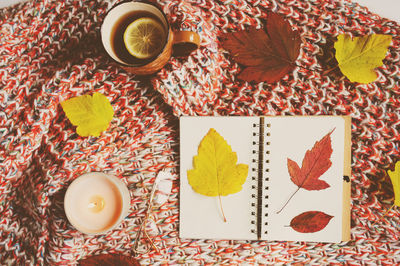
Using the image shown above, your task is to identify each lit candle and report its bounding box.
[64,172,130,234]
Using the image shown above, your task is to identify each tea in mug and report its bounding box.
[110,11,167,65]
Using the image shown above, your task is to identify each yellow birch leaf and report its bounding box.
[187,128,248,197]
[388,161,400,207]
[61,92,114,137]
[334,34,392,84]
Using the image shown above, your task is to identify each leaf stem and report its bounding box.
[276,187,300,214]
[323,65,339,75]
[219,194,227,222]
[371,204,395,227]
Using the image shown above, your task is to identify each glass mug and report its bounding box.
[101,0,200,75]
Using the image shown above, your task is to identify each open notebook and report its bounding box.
[179,116,351,243]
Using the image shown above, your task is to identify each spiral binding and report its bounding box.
[250,118,266,239]
[264,122,271,236]
[250,121,259,235]
[250,118,272,239]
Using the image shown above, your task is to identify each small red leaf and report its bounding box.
[290,211,334,233]
[79,254,140,266]
[220,13,301,83]
[288,129,334,191]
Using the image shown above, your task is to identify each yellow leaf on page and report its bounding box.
[187,128,248,196]
[187,128,248,222]
[61,92,114,137]
[388,161,400,207]
[334,34,392,83]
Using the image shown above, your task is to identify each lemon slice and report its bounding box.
[123,17,166,59]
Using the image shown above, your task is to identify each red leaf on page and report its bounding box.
[290,211,334,233]
[220,12,301,83]
[288,129,335,190]
[276,129,335,214]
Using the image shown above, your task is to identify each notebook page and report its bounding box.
[179,116,258,240]
[262,116,345,243]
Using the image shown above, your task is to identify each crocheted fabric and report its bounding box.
[0,0,399,264]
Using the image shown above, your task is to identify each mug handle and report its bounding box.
[172,31,201,57]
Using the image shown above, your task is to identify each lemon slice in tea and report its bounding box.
[123,17,166,59]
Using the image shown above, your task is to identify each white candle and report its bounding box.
[64,172,130,234]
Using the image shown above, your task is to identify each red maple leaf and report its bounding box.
[290,211,334,233]
[288,129,334,190]
[220,12,301,83]
[277,129,335,214]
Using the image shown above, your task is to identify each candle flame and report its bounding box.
[88,195,105,213]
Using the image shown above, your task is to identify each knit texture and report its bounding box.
[0,0,399,264]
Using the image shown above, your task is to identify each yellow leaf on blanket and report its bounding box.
[372,161,400,226]
[61,92,114,137]
[388,161,400,207]
[334,34,392,84]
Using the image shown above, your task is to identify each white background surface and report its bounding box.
[0,0,27,8]
[1,0,399,24]
[349,0,400,23]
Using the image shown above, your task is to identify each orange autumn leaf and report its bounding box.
[79,254,140,266]
[290,211,334,233]
[277,129,334,214]
[288,129,334,190]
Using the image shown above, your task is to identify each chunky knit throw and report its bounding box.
[0,0,399,264]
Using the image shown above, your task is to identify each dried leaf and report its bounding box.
[290,211,333,233]
[61,92,114,137]
[187,128,248,221]
[220,13,301,83]
[317,37,343,79]
[388,161,400,207]
[369,162,400,227]
[79,254,140,265]
[288,129,334,190]
[334,34,392,83]
[277,129,334,214]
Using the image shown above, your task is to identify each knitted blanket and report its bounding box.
[1,0,399,264]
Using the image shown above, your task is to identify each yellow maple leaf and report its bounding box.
[334,34,392,84]
[388,161,400,207]
[61,92,114,137]
[372,161,400,226]
[187,128,248,221]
